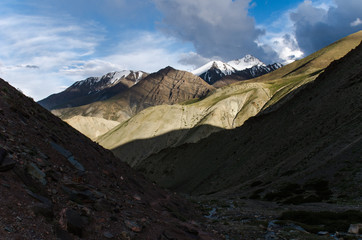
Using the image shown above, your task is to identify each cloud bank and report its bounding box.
[291,0,362,55]
[153,0,273,62]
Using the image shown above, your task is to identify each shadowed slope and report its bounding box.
[139,42,362,200]
[0,78,218,239]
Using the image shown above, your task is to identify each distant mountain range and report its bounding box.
[39,70,148,110]
[39,55,281,113]
[40,67,215,137]
[192,55,283,84]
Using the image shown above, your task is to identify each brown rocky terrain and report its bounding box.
[53,67,215,123]
[0,78,219,239]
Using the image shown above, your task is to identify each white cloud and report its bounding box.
[61,31,193,78]
[0,14,103,100]
[0,13,193,101]
[351,18,362,27]
[152,0,269,62]
[256,4,305,64]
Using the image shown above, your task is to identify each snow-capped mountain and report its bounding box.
[192,55,282,85]
[227,54,265,71]
[192,60,235,76]
[38,70,148,110]
[232,63,283,80]
[72,70,146,93]
[191,61,236,84]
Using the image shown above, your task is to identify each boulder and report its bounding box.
[60,208,89,237]
[348,223,362,234]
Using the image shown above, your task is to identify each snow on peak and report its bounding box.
[105,70,132,85]
[192,60,235,76]
[227,55,265,71]
[73,70,139,88]
[191,54,267,77]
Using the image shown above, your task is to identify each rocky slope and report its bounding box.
[96,31,362,167]
[53,67,215,123]
[0,78,218,239]
[139,40,362,202]
[39,70,148,110]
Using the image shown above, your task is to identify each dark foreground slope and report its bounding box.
[140,42,362,200]
[0,79,217,239]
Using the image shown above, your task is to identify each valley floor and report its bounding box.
[190,196,362,240]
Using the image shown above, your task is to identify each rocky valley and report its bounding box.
[1,31,362,240]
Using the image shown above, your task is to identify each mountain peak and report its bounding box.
[227,55,265,71]
[191,55,281,85]
[38,70,148,110]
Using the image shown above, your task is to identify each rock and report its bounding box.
[4,226,14,233]
[67,156,85,172]
[124,220,142,233]
[26,189,52,207]
[0,146,7,164]
[32,203,54,220]
[50,141,72,159]
[55,224,73,240]
[0,156,16,172]
[133,194,141,201]
[103,231,114,239]
[60,209,89,237]
[69,190,96,204]
[348,223,362,234]
[27,162,47,185]
[50,141,85,171]
[94,199,112,211]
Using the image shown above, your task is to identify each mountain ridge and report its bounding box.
[138,41,362,198]
[192,55,283,84]
[51,67,215,124]
[39,70,148,110]
[95,31,362,167]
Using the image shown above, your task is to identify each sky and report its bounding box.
[0,0,361,100]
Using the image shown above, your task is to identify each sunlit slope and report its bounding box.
[97,81,270,166]
[97,31,362,165]
[64,116,120,140]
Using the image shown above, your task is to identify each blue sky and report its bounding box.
[0,0,361,100]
